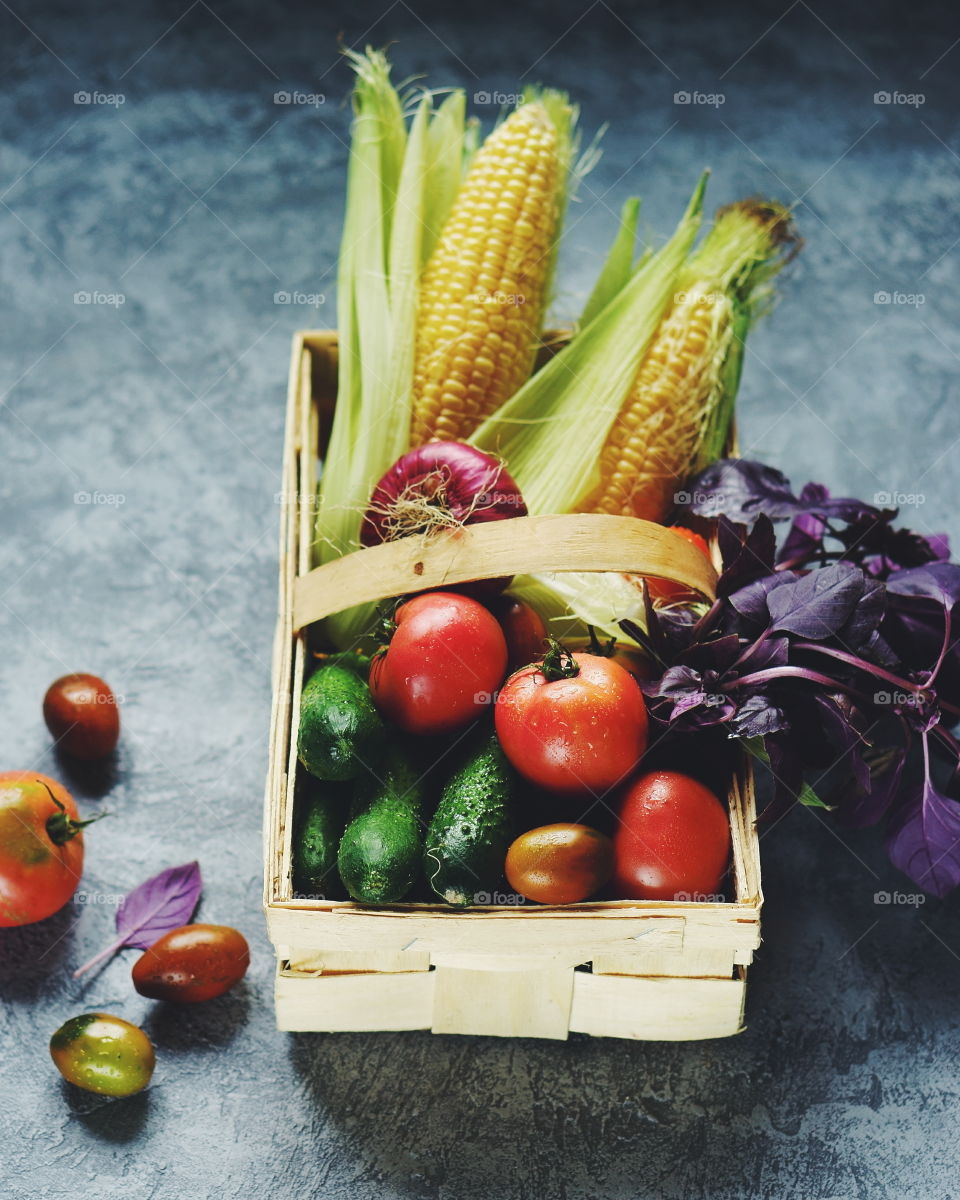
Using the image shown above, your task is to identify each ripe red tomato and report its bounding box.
[0,773,85,926]
[495,645,648,795]
[486,595,547,672]
[132,924,250,1003]
[43,673,120,759]
[612,770,731,901]
[506,823,614,904]
[646,527,711,605]
[370,591,508,736]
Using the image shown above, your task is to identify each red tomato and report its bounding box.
[612,770,731,901]
[132,924,250,1003]
[43,673,120,760]
[646,527,711,605]
[486,595,547,672]
[370,592,508,736]
[0,773,85,926]
[495,646,648,795]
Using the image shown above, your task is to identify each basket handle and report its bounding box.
[293,513,716,633]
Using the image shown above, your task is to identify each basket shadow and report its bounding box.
[286,1026,753,1200]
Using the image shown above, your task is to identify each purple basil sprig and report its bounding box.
[73,861,202,978]
[636,458,960,897]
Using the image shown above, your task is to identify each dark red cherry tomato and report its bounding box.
[505,823,614,904]
[486,595,548,672]
[43,673,120,759]
[132,924,250,1003]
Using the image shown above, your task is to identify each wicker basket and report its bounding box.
[264,331,762,1041]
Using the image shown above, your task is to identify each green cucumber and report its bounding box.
[424,731,516,907]
[338,746,424,903]
[297,661,384,782]
[292,776,349,899]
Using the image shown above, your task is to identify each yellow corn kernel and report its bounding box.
[411,103,562,445]
[584,282,733,522]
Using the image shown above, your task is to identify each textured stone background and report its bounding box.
[1,0,959,1197]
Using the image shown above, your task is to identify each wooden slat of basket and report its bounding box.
[293,512,718,632]
[275,969,434,1033]
[263,906,759,961]
[568,971,746,1040]
[432,964,574,1038]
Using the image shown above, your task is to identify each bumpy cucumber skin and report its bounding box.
[424,733,515,907]
[292,777,349,898]
[338,748,424,904]
[297,663,384,782]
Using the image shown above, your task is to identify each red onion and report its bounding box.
[360,441,527,594]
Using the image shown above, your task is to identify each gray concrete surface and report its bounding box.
[1,1,958,1197]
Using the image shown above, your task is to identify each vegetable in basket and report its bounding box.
[410,91,578,445]
[636,456,960,899]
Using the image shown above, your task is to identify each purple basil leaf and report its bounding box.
[678,633,743,673]
[73,861,202,978]
[811,496,885,525]
[729,693,790,738]
[728,571,802,626]
[859,628,901,669]
[670,692,737,729]
[778,510,827,567]
[840,746,907,830]
[766,562,866,639]
[836,574,886,651]
[684,459,800,523]
[746,634,790,673]
[885,562,960,607]
[925,533,951,562]
[886,770,960,897]
[651,664,705,699]
[116,861,202,949]
[717,517,746,573]
[758,732,808,823]
[815,693,872,792]
[653,605,702,657]
[717,515,778,598]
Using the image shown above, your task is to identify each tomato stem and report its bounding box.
[40,782,105,846]
[539,638,580,682]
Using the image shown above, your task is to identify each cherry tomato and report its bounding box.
[486,595,548,672]
[51,1012,155,1097]
[370,591,508,736]
[612,770,731,901]
[495,644,648,795]
[0,773,86,926]
[645,527,711,605]
[132,924,250,1003]
[43,673,120,759]
[506,823,614,904]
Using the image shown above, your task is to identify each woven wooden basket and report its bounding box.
[264,331,763,1040]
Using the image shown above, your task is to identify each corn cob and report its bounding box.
[410,95,574,445]
[582,201,798,523]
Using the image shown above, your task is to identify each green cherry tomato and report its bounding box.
[50,1012,155,1097]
